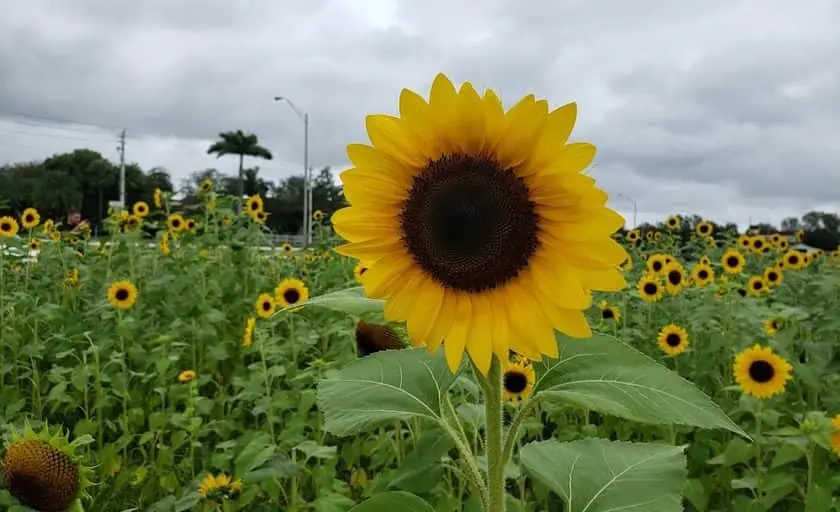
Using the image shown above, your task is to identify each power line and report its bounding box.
[0,128,99,143]
[0,108,125,133]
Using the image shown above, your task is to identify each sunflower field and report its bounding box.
[3,75,840,512]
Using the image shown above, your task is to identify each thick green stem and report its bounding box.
[482,358,506,512]
[501,398,538,467]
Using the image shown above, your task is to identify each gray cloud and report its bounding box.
[1,0,838,228]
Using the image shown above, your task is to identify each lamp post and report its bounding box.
[616,193,638,229]
[273,96,311,245]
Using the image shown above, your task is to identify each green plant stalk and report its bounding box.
[482,358,506,512]
[439,406,488,508]
[501,398,538,467]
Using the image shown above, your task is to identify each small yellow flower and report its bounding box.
[243,317,256,347]
[153,188,162,208]
[132,201,150,217]
[107,280,138,310]
[20,208,40,229]
[0,216,20,237]
[255,293,276,319]
[178,370,196,383]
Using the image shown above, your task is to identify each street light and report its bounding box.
[273,96,311,246]
[615,193,638,229]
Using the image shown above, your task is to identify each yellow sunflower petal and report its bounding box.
[465,294,494,375]
[346,144,414,187]
[365,115,427,168]
[495,96,547,168]
[331,207,400,240]
[443,295,471,373]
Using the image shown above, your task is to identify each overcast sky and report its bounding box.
[1,0,838,228]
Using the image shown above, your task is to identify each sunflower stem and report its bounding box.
[482,357,506,512]
[501,397,538,470]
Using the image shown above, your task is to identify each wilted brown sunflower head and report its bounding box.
[355,320,404,357]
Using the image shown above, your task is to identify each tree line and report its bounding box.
[0,131,346,235]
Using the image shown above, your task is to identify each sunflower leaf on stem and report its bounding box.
[533,333,748,437]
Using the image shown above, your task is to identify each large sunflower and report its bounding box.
[107,280,138,310]
[763,266,783,287]
[746,276,768,297]
[637,273,664,303]
[695,221,713,237]
[782,250,804,270]
[646,253,668,275]
[662,261,687,295]
[275,278,310,308]
[20,207,40,230]
[502,358,536,402]
[733,344,792,399]
[167,213,186,233]
[132,201,150,218]
[691,263,714,288]
[721,248,746,274]
[255,293,276,319]
[331,73,627,373]
[750,236,767,254]
[657,324,689,356]
[0,216,20,237]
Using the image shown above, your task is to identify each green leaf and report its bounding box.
[294,286,385,320]
[520,438,687,512]
[317,348,458,436]
[388,426,454,494]
[349,491,435,512]
[535,333,747,436]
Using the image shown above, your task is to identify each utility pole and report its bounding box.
[273,96,311,246]
[303,113,311,246]
[117,130,126,209]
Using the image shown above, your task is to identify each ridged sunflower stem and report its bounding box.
[440,397,488,508]
[501,397,538,471]
[480,357,506,512]
[754,400,763,498]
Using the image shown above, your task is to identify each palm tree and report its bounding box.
[206,130,273,210]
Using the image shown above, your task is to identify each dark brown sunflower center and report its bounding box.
[698,269,709,279]
[601,308,615,319]
[3,440,79,512]
[643,282,658,295]
[789,255,799,264]
[726,256,739,267]
[768,272,778,281]
[399,154,538,293]
[652,261,663,272]
[752,280,763,290]
[665,333,681,347]
[261,300,272,311]
[699,225,709,233]
[748,360,775,383]
[667,270,682,285]
[754,240,764,249]
[668,219,676,225]
[171,219,181,227]
[115,288,129,301]
[250,200,259,210]
[503,371,529,393]
[283,288,301,304]
[0,222,10,231]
